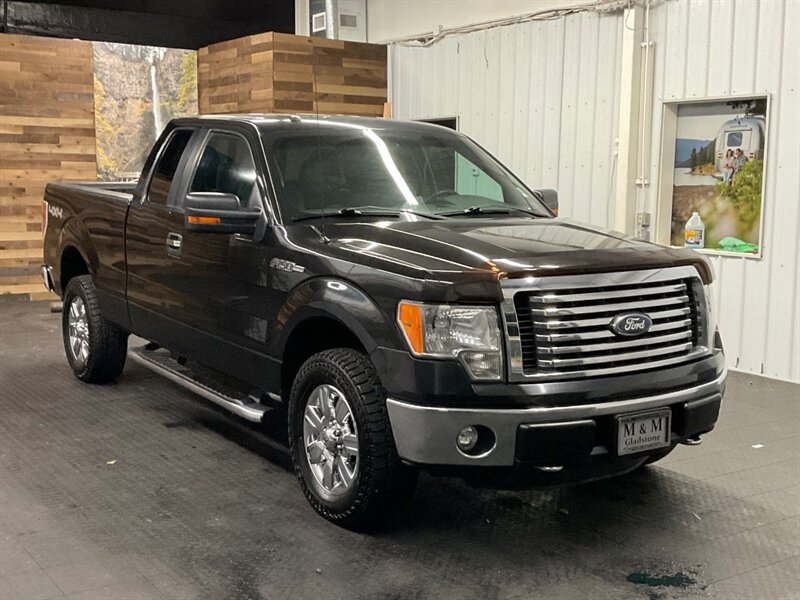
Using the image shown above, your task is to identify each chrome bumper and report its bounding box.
[386,369,726,467]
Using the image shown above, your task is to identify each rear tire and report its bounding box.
[288,348,417,529]
[62,275,128,383]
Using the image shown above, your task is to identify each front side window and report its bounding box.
[148,129,193,206]
[262,124,549,221]
[190,133,258,208]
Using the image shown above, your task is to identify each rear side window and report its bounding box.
[148,129,193,206]
[190,133,258,208]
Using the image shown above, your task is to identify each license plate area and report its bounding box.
[616,408,671,456]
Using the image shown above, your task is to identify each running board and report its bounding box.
[128,345,269,423]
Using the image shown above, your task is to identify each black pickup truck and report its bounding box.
[42,115,725,527]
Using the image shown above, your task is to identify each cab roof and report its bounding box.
[169,114,456,135]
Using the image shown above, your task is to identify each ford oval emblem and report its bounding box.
[609,312,652,337]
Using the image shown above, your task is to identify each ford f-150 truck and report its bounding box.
[42,115,725,528]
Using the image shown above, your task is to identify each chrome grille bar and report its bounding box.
[530,282,688,304]
[531,295,689,317]
[537,341,694,367]
[537,330,692,354]
[500,266,711,382]
[536,319,692,342]
[536,307,691,330]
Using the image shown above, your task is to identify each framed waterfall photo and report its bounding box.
[655,95,769,258]
[92,42,198,182]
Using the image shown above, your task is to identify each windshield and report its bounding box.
[260,122,550,221]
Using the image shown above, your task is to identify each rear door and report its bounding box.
[126,127,198,342]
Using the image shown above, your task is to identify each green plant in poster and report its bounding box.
[715,159,763,232]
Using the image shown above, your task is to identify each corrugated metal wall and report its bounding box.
[389,0,799,382]
[645,0,799,382]
[390,10,624,228]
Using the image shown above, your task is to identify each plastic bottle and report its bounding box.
[684,212,705,249]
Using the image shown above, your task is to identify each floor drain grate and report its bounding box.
[627,571,697,588]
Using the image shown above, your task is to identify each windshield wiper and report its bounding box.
[437,204,542,218]
[293,206,445,222]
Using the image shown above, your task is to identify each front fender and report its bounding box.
[273,277,397,356]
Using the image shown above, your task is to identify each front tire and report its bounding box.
[288,348,417,529]
[62,275,128,383]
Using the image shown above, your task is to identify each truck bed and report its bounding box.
[42,180,137,312]
[46,180,138,201]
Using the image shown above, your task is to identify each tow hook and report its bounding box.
[680,435,703,446]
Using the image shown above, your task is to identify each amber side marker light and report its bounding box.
[397,302,423,354]
[186,216,221,225]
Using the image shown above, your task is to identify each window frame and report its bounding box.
[726,131,744,147]
[175,128,265,215]
[654,93,770,260]
[143,127,198,209]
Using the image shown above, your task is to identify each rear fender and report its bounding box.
[57,217,96,290]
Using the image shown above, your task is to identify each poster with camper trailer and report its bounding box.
[92,42,198,182]
[670,97,767,254]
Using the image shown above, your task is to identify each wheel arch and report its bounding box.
[57,218,97,295]
[280,316,366,401]
[275,277,396,400]
[59,244,90,296]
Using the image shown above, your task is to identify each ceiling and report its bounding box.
[1,0,296,49]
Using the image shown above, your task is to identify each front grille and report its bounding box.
[502,268,709,381]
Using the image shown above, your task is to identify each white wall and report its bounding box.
[391,10,624,228]
[294,0,599,42]
[295,0,309,36]
[644,0,800,382]
[367,0,597,42]
[389,0,800,382]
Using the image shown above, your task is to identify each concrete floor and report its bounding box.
[1,299,798,600]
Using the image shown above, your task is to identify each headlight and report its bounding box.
[397,301,503,380]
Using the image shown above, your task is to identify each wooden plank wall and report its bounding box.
[198,32,386,117]
[0,33,96,301]
[0,31,384,301]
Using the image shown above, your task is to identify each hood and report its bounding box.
[319,217,713,282]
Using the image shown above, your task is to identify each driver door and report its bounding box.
[161,129,276,383]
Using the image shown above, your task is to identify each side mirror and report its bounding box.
[184,192,260,234]
[533,189,559,216]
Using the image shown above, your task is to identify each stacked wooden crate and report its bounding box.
[0,33,97,301]
[198,32,386,117]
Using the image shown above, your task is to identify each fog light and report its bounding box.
[456,426,479,452]
[460,350,502,380]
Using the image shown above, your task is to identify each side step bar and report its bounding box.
[128,345,269,423]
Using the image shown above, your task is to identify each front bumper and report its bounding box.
[386,369,726,468]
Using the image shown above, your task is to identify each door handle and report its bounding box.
[166,233,182,257]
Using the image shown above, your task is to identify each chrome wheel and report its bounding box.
[67,296,89,367]
[303,384,359,495]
